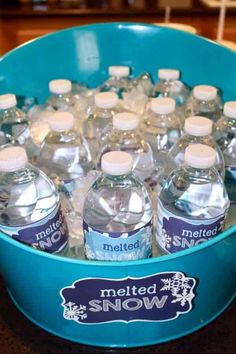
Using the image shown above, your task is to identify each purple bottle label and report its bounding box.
[156,199,225,254]
[83,220,152,261]
[0,203,69,254]
[60,271,196,324]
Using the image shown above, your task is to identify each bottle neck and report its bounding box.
[103,172,132,182]
[0,106,17,114]
[183,164,217,177]
[186,132,211,139]
[195,98,216,105]
[95,107,115,118]
[225,115,236,122]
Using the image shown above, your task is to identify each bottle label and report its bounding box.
[0,204,68,254]
[83,220,152,261]
[156,199,225,254]
[60,271,196,324]
[225,165,236,201]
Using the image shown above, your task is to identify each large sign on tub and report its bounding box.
[60,272,196,324]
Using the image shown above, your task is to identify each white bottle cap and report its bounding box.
[101,151,133,175]
[0,146,28,172]
[48,112,75,132]
[49,79,72,94]
[150,97,176,114]
[193,85,217,101]
[95,92,118,109]
[113,112,139,131]
[158,69,180,81]
[184,116,213,136]
[108,66,130,78]
[184,144,216,169]
[0,94,17,110]
[223,101,236,118]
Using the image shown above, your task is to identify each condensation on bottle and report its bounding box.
[83,151,153,261]
[168,116,225,178]
[97,112,155,181]
[215,101,236,202]
[0,146,69,254]
[156,144,229,254]
[185,85,222,123]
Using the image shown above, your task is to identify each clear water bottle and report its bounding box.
[46,79,76,111]
[154,69,190,106]
[37,111,93,254]
[156,144,229,254]
[0,93,38,158]
[37,111,93,191]
[215,101,236,202]
[185,85,222,123]
[30,79,87,123]
[0,146,69,254]
[97,112,155,181]
[83,151,153,261]
[83,92,119,160]
[29,79,80,141]
[100,66,132,97]
[168,116,225,178]
[141,97,182,175]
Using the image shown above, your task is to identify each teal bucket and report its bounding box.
[0,23,236,348]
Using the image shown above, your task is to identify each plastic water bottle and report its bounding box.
[46,79,76,111]
[168,116,225,178]
[215,101,236,202]
[154,69,190,106]
[100,66,132,97]
[28,79,76,150]
[156,144,229,254]
[37,111,93,191]
[29,79,76,118]
[185,85,222,123]
[97,112,155,181]
[141,97,182,181]
[0,93,38,158]
[83,92,119,160]
[83,151,153,261]
[0,146,69,254]
[37,111,93,254]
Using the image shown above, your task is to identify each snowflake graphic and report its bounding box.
[63,301,87,321]
[84,242,96,260]
[171,288,195,307]
[160,273,195,308]
[160,273,191,295]
[160,229,171,249]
